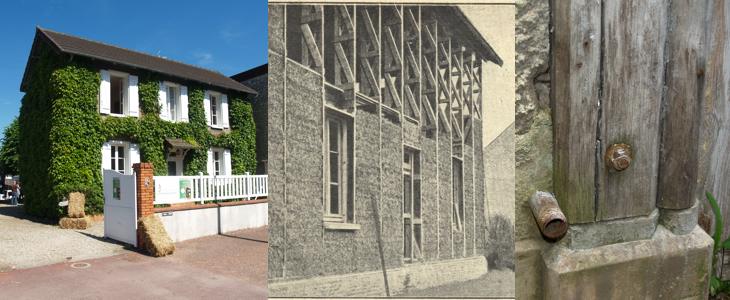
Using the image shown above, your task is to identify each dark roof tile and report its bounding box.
[24,27,257,94]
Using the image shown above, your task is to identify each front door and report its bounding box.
[103,169,137,246]
[166,151,184,176]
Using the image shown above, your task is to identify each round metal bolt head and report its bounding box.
[605,143,632,171]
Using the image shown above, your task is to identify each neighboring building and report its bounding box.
[267,4,502,296]
[232,64,268,174]
[19,27,258,218]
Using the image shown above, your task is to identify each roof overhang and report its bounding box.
[164,138,198,150]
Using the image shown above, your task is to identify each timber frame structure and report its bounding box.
[268,4,502,294]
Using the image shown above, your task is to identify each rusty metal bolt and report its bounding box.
[605,143,632,172]
[528,191,568,240]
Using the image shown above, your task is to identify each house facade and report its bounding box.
[19,27,258,218]
[267,4,502,296]
[232,64,268,175]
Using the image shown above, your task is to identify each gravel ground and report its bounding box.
[0,203,128,271]
[398,268,515,298]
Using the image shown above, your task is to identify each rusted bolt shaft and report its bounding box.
[528,191,568,240]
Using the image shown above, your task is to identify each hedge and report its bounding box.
[19,43,256,219]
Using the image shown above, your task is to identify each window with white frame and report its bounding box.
[159,82,188,122]
[324,110,354,224]
[452,158,464,232]
[167,85,178,121]
[111,144,126,173]
[205,91,228,129]
[207,148,231,176]
[213,150,222,175]
[110,75,126,115]
[403,148,422,262]
[102,141,140,174]
[100,70,139,117]
[211,94,219,126]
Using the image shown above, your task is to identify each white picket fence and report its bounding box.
[154,173,268,205]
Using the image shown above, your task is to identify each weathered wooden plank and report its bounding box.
[598,0,667,220]
[657,0,707,210]
[551,0,601,223]
[699,0,730,236]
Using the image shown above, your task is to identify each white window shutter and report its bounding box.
[99,70,111,114]
[158,82,169,120]
[203,91,211,125]
[101,142,111,171]
[206,148,214,175]
[223,149,232,175]
[129,143,141,172]
[221,94,229,128]
[180,85,189,122]
[128,75,139,117]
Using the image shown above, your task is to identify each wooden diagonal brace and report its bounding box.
[335,43,355,84]
[361,9,380,50]
[300,24,323,68]
[385,27,402,68]
[385,73,402,109]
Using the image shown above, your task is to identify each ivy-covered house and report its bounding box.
[19,27,257,218]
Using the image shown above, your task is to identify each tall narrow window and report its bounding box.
[324,110,353,223]
[213,150,221,176]
[110,75,125,114]
[111,145,126,174]
[403,148,421,262]
[167,85,178,121]
[210,94,219,126]
[452,158,464,232]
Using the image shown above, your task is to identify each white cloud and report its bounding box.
[193,52,214,66]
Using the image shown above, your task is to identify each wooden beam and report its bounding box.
[552,0,601,223]
[656,0,706,210]
[385,73,402,109]
[361,8,380,50]
[300,24,323,68]
[335,43,355,84]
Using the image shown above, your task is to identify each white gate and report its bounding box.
[103,169,137,247]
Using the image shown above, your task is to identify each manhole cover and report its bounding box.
[70,262,90,269]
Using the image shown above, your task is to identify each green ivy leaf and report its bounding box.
[712,276,720,296]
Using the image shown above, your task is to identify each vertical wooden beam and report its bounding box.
[598,0,667,220]
[657,0,706,210]
[699,0,730,235]
[551,0,601,223]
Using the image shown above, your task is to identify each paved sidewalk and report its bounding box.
[0,227,268,299]
[0,203,128,271]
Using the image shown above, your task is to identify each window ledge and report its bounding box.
[107,113,134,118]
[324,222,361,231]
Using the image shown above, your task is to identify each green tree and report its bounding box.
[0,117,19,176]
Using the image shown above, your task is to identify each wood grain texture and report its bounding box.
[551,0,601,223]
[598,0,667,220]
[657,0,707,210]
[699,1,730,235]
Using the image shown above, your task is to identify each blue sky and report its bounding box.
[0,0,267,131]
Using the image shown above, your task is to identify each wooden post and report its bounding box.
[657,0,707,210]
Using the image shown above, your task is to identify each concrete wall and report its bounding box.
[157,203,268,242]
